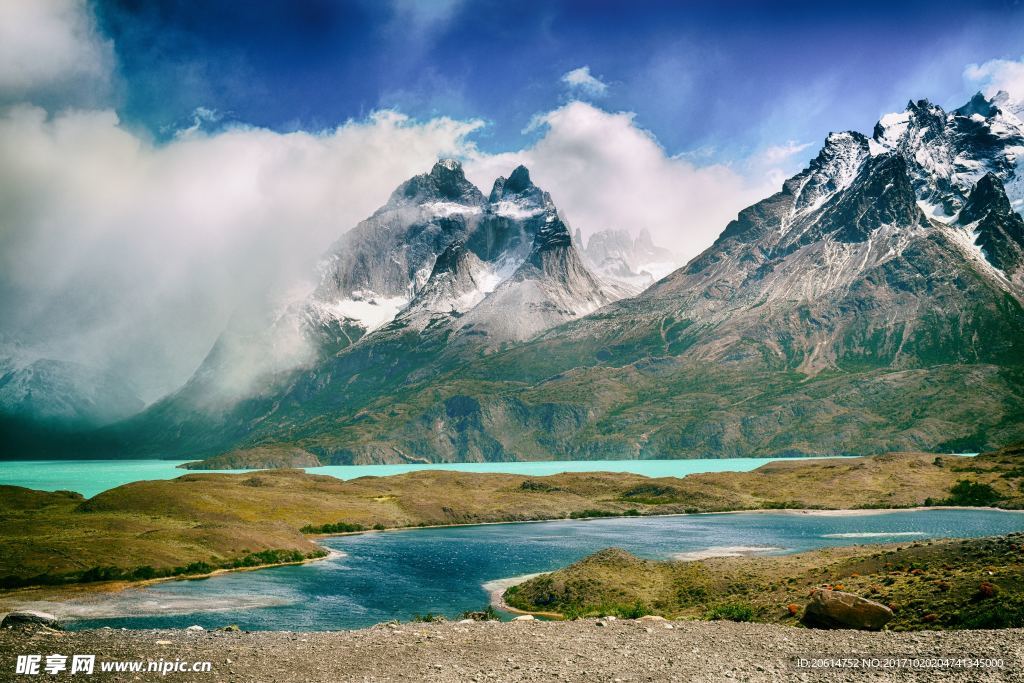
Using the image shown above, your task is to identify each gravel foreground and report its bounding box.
[2,620,1023,683]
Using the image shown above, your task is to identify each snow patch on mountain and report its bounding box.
[942,219,1011,286]
[422,201,483,218]
[870,94,1024,213]
[491,199,545,220]
[309,292,410,333]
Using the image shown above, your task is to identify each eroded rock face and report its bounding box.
[1,610,60,629]
[801,589,893,631]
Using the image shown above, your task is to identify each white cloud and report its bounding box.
[0,100,806,402]
[464,102,792,266]
[964,55,1024,105]
[0,106,483,400]
[752,140,814,166]
[745,140,815,190]
[174,106,223,139]
[0,1,810,405]
[0,0,114,105]
[561,66,609,97]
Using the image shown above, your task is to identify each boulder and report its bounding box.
[801,589,893,630]
[512,615,535,621]
[637,615,668,622]
[1,610,60,629]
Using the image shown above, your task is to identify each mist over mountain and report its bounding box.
[4,91,1024,461]
[579,228,680,289]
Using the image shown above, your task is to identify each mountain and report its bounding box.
[20,92,1024,463]
[0,356,143,426]
[580,228,679,288]
[176,91,1023,462]
[0,351,144,457]
[92,161,629,459]
[955,173,1024,288]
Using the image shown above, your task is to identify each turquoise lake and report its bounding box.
[64,508,1024,631]
[0,456,853,498]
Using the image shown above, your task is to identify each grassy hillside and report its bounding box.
[504,534,1024,630]
[178,445,323,470]
[183,362,1024,465]
[1,446,1022,589]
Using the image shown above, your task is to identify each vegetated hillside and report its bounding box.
[2,446,1022,589]
[505,535,1024,630]
[178,445,324,470]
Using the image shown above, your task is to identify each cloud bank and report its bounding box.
[0,2,808,404]
[0,0,113,107]
[0,107,482,400]
[464,102,794,264]
[965,56,1024,97]
[964,55,1024,113]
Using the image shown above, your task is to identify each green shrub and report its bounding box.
[131,565,157,580]
[945,481,1001,506]
[569,509,616,519]
[520,480,561,493]
[79,566,127,583]
[614,601,651,619]
[300,521,366,534]
[954,597,1024,628]
[704,601,756,622]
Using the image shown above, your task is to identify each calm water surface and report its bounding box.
[67,508,1023,631]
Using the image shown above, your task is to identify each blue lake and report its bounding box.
[0,456,854,498]
[66,508,1024,631]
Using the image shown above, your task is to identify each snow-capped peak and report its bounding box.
[865,93,1024,215]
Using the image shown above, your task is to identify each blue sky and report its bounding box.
[96,0,1024,162]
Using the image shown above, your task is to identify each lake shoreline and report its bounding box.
[306,503,1024,539]
[3,504,1020,623]
[0,552,336,619]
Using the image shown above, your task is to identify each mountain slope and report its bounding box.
[0,354,145,458]
[0,357,142,427]
[95,161,627,459]
[210,93,1024,462]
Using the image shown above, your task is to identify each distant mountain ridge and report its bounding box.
[579,228,679,289]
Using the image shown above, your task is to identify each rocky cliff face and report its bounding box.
[956,173,1024,288]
